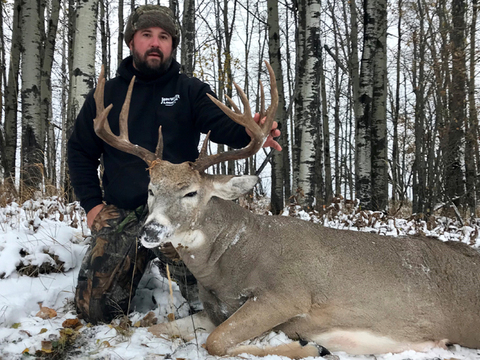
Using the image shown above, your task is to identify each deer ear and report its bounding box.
[212,175,258,200]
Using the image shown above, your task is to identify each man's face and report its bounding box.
[130,27,173,76]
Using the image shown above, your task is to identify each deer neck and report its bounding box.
[175,197,256,280]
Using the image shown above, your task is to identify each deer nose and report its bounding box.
[140,221,172,248]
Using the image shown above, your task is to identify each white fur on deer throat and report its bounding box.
[170,229,206,250]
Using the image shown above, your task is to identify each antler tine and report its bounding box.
[193,61,278,173]
[118,74,134,141]
[94,65,106,117]
[262,60,278,132]
[93,68,161,166]
[155,126,164,160]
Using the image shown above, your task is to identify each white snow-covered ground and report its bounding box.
[0,197,479,359]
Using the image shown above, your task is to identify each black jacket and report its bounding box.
[67,57,250,214]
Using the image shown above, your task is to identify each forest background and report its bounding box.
[0,0,478,220]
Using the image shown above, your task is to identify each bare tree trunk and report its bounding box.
[355,0,375,210]
[21,0,44,192]
[100,0,110,76]
[69,0,99,121]
[295,0,324,210]
[466,0,478,217]
[0,0,7,177]
[447,0,466,208]
[412,15,427,215]
[224,0,237,175]
[118,0,124,65]
[392,0,403,205]
[320,44,332,205]
[348,0,360,202]
[181,0,195,76]
[60,3,69,191]
[42,0,61,189]
[370,0,388,211]
[63,0,77,201]
[214,0,226,175]
[267,0,289,214]
[292,0,305,196]
[3,0,22,182]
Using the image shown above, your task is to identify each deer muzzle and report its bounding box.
[140,221,173,249]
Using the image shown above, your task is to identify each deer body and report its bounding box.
[92,63,480,357]
[147,194,480,355]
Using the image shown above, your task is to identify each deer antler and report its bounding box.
[93,65,163,166]
[192,61,279,173]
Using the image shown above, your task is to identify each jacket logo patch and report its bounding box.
[161,95,180,107]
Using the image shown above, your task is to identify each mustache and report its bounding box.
[145,48,164,59]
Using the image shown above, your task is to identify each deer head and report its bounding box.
[93,62,278,250]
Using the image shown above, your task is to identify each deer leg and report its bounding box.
[148,311,216,341]
[205,297,320,359]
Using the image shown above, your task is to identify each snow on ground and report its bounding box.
[0,197,479,359]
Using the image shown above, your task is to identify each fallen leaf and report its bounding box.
[39,328,48,334]
[19,330,32,337]
[11,323,21,329]
[36,306,57,319]
[22,348,29,354]
[62,318,82,329]
[167,313,175,322]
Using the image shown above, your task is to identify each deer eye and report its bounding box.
[184,191,197,198]
[148,189,154,196]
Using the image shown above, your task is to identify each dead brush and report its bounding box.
[15,249,65,277]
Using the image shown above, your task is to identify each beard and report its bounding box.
[132,46,172,77]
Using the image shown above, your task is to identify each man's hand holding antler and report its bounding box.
[251,113,282,151]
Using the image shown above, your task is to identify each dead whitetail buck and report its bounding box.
[93,62,480,358]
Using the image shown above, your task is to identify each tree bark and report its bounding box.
[370,0,388,210]
[117,0,124,66]
[466,0,478,217]
[69,0,99,121]
[181,0,195,76]
[355,0,375,210]
[41,0,61,187]
[21,0,44,192]
[267,0,289,214]
[3,0,22,181]
[447,0,466,207]
[295,0,324,210]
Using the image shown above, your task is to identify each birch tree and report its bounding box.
[370,0,388,210]
[355,0,388,211]
[294,0,323,209]
[21,0,44,191]
[68,0,99,122]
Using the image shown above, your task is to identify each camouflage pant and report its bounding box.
[75,204,198,324]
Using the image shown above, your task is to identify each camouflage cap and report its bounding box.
[124,5,180,49]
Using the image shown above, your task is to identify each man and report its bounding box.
[68,5,280,324]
